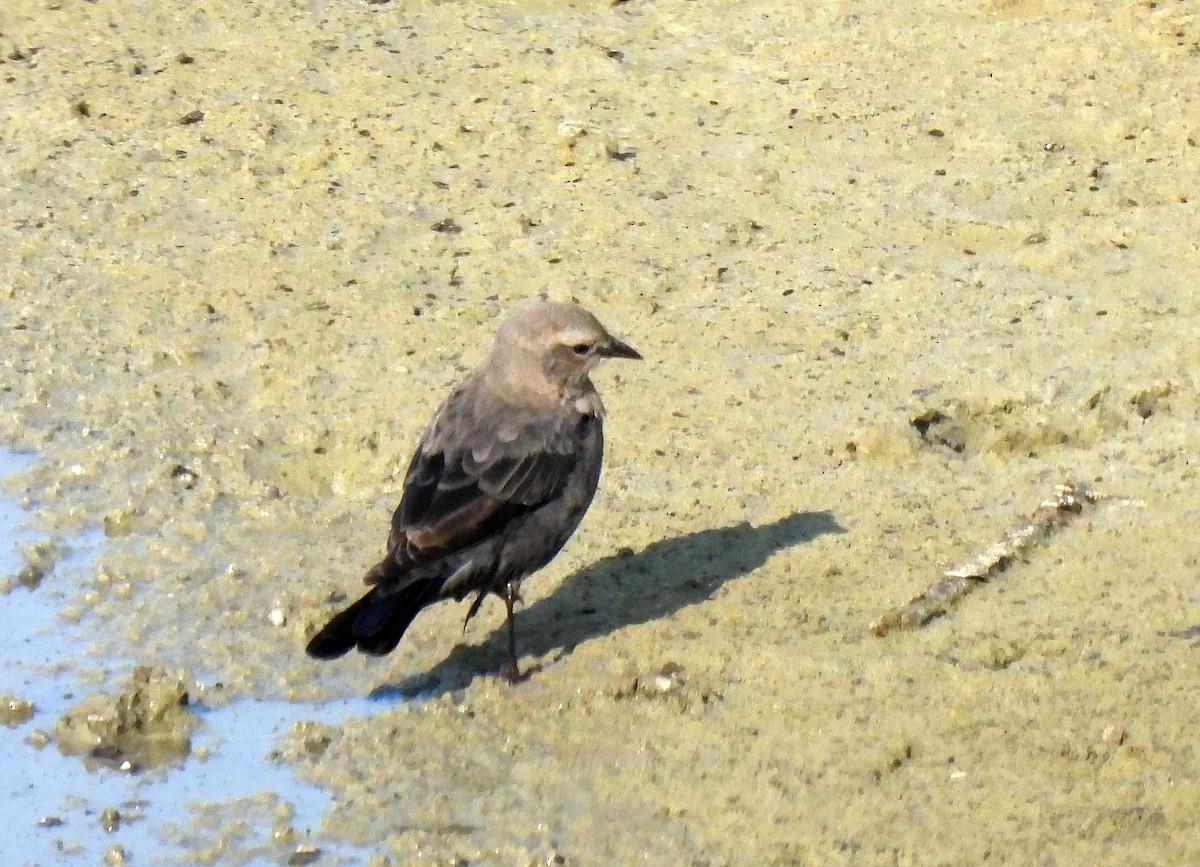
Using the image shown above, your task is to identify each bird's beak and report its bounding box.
[600,336,642,360]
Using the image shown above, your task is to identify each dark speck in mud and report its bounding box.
[170,464,200,489]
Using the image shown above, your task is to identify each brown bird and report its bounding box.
[305,301,641,681]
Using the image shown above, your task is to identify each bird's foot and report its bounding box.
[500,658,526,684]
[500,658,541,684]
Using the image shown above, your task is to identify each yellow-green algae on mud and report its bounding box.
[3,0,1200,863]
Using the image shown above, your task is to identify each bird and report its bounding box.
[305,301,641,682]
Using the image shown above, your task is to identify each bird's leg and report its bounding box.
[462,590,487,635]
[499,580,524,683]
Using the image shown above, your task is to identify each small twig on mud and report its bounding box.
[868,483,1143,636]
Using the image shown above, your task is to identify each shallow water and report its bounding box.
[0,450,377,867]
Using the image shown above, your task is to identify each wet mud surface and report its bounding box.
[3,0,1200,863]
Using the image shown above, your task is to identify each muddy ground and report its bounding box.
[2,0,1200,863]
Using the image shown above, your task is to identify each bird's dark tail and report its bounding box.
[306,574,443,660]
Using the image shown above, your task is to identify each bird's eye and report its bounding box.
[570,342,591,356]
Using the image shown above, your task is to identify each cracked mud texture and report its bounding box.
[3,0,1200,864]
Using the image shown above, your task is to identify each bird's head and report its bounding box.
[492,301,641,400]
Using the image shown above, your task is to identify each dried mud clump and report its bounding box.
[606,661,723,713]
[55,665,197,767]
[907,384,1169,457]
[1,693,35,726]
[12,540,62,590]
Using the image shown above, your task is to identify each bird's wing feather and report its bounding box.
[384,385,588,568]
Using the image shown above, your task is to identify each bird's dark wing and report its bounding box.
[378,390,592,572]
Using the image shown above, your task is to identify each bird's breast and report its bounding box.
[572,390,606,419]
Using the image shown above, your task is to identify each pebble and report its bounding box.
[1101,724,1127,745]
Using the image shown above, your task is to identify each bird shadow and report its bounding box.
[372,509,845,698]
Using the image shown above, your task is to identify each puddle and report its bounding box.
[0,450,380,866]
